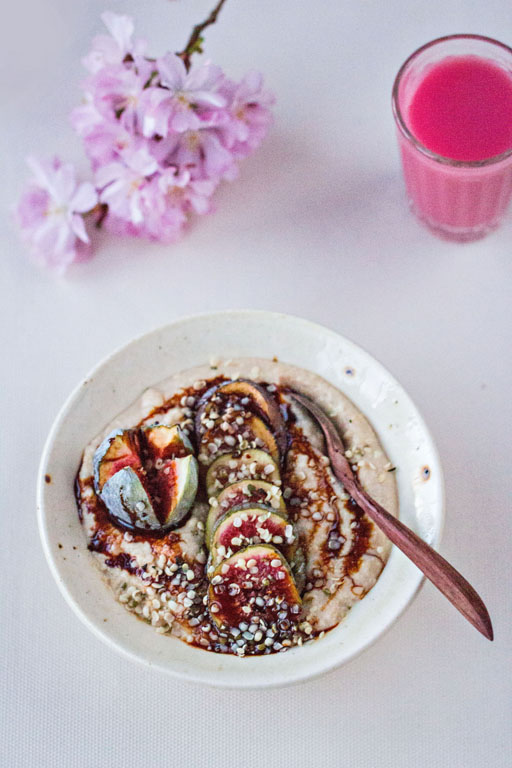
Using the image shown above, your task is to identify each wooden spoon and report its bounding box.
[291,391,493,641]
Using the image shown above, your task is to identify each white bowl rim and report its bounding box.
[37,310,445,688]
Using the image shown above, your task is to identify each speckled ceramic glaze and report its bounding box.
[37,311,444,688]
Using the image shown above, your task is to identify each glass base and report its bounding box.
[409,199,501,242]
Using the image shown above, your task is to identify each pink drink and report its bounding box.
[409,57,512,162]
[393,35,512,241]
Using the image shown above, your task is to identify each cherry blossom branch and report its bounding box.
[15,9,273,271]
[179,0,228,70]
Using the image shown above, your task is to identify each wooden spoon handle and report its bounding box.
[349,481,494,641]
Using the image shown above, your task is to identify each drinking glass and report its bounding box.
[392,35,512,242]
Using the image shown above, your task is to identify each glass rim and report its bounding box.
[392,33,512,168]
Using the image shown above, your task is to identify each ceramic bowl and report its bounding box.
[37,310,444,687]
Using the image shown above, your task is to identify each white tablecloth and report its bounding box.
[1,1,510,766]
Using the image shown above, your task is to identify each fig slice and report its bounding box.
[205,479,287,548]
[142,423,193,460]
[205,449,280,499]
[195,379,287,457]
[207,545,302,631]
[210,507,296,567]
[217,380,287,455]
[93,429,141,495]
[199,413,280,467]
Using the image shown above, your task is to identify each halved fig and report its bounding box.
[206,449,280,498]
[207,545,302,630]
[100,454,198,533]
[199,413,280,466]
[195,379,287,457]
[210,507,297,567]
[205,479,287,547]
[93,429,141,495]
[142,423,193,460]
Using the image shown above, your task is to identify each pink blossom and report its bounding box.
[81,118,143,169]
[70,93,104,137]
[96,145,158,225]
[163,123,238,181]
[101,173,187,245]
[71,90,146,169]
[83,11,146,74]
[157,168,216,215]
[140,54,226,137]
[88,59,153,132]
[138,169,215,242]
[137,174,188,243]
[16,157,97,272]
[220,71,274,157]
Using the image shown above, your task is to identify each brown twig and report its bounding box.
[178,0,228,70]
